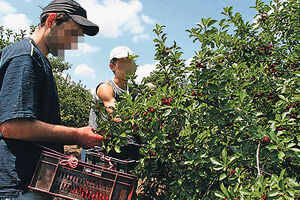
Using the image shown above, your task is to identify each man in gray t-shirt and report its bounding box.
[83,46,142,162]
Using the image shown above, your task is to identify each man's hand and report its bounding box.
[75,126,104,149]
[109,113,122,122]
[145,82,157,90]
[0,119,104,149]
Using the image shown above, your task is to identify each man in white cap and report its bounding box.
[99,46,136,116]
[82,46,142,162]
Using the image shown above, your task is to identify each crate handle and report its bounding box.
[96,151,115,170]
[58,154,78,168]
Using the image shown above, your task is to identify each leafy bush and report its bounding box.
[96,0,299,199]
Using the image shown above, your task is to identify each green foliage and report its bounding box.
[50,57,72,73]
[95,0,299,199]
[0,25,36,49]
[0,26,91,128]
[55,72,92,127]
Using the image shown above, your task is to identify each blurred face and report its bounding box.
[112,58,136,80]
[45,19,83,57]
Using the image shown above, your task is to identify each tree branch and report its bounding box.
[202,179,216,199]
[256,142,262,177]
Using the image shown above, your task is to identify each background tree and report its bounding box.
[55,71,92,128]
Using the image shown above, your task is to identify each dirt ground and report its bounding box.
[64,145,82,159]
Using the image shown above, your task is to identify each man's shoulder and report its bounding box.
[97,82,114,93]
[99,81,113,87]
[96,82,114,99]
[2,39,31,55]
[1,39,32,65]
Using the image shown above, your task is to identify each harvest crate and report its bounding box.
[29,151,137,200]
[85,146,138,173]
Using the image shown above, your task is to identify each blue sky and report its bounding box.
[0,0,272,91]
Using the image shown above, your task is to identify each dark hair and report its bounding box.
[110,58,118,66]
[39,12,71,27]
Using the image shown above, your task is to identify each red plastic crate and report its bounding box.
[28,151,137,200]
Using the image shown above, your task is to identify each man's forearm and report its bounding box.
[0,118,78,144]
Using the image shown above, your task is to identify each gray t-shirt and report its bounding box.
[89,79,125,129]
[89,79,142,160]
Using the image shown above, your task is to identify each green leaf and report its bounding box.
[267,189,280,197]
[290,148,300,153]
[119,133,127,138]
[214,191,225,198]
[213,166,224,171]
[279,179,285,191]
[279,169,286,180]
[287,143,296,148]
[219,173,227,181]
[201,18,207,26]
[239,89,247,103]
[207,19,217,27]
[210,157,223,166]
[283,136,293,143]
[269,120,278,124]
[228,156,237,165]
[278,151,285,160]
[240,189,251,195]
[114,145,121,153]
[183,151,191,159]
[220,183,229,197]
[282,112,288,121]
[163,109,172,117]
[125,129,132,134]
[178,179,182,185]
[238,62,246,71]
[287,178,299,186]
[222,148,227,162]
[266,145,278,150]
[286,189,297,197]
[151,136,158,142]
[221,104,232,111]
[278,95,288,102]
[197,169,206,177]
[208,93,215,100]
[255,112,264,117]
[269,131,278,143]
[233,183,239,193]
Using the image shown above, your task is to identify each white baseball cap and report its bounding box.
[109,46,134,60]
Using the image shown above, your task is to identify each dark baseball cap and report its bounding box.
[42,0,99,36]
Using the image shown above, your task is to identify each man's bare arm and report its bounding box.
[0,118,103,149]
[97,83,116,113]
[97,83,121,122]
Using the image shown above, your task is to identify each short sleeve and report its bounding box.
[0,55,37,124]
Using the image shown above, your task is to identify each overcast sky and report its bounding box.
[0,0,273,91]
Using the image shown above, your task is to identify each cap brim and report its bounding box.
[70,14,99,36]
[110,52,134,60]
